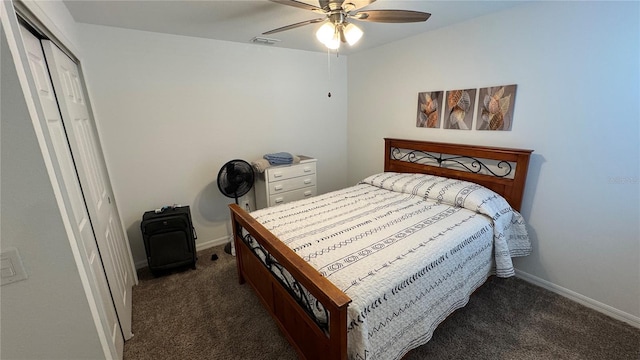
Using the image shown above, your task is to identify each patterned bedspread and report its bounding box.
[247,172,531,360]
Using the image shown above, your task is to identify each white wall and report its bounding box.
[1,21,104,360]
[347,1,639,323]
[76,24,349,265]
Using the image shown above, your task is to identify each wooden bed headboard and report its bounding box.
[384,138,533,211]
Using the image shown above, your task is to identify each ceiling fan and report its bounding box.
[264,0,431,50]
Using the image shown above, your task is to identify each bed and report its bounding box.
[229,138,533,360]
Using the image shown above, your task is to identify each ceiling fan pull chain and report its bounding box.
[327,47,332,98]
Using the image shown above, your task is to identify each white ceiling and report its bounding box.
[63,0,531,54]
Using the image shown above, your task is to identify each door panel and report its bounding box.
[18,25,124,357]
[41,40,135,340]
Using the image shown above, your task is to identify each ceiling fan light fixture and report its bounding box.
[316,21,341,50]
[315,22,335,44]
[343,23,363,46]
[325,32,341,50]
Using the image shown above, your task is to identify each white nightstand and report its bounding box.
[254,157,317,209]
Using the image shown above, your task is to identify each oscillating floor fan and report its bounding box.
[217,159,255,254]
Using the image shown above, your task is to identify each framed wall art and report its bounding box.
[416,91,443,128]
[476,85,517,131]
[443,88,476,130]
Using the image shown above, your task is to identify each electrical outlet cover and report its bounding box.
[1,247,28,286]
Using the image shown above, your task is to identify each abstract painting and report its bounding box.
[476,85,517,131]
[416,91,443,128]
[443,88,477,130]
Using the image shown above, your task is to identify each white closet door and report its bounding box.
[41,40,135,340]
[18,26,124,357]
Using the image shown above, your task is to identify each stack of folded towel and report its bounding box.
[251,152,301,173]
[264,152,294,165]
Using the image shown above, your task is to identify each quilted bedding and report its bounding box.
[245,172,531,360]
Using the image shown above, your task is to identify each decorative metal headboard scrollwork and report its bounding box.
[384,138,533,211]
[390,147,514,178]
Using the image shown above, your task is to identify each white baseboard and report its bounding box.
[515,269,640,329]
[135,259,147,269]
[134,235,231,269]
[195,235,231,252]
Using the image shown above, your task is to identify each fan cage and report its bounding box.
[217,159,255,204]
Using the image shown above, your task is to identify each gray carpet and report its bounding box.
[124,245,639,360]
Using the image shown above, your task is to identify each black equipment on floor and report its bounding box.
[141,205,197,276]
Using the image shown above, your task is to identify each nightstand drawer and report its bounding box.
[269,175,316,194]
[269,187,317,207]
[267,162,316,182]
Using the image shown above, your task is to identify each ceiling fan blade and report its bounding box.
[351,9,431,23]
[270,0,324,12]
[263,18,325,35]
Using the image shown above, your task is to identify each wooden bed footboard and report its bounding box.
[229,203,352,360]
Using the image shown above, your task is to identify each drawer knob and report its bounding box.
[274,185,283,191]
[275,198,283,203]
[304,179,311,184]
[304,191,312,196]
[303,168,311,173]
[274,173,283,178]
